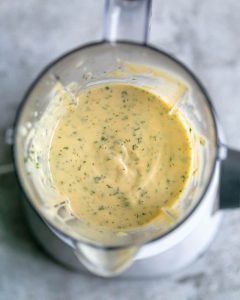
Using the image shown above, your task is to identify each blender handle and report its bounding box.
[104,0,152,43]
[0,128,14,176]
[220,147,240,209]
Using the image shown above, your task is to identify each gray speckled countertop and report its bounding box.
[1,1,240,299]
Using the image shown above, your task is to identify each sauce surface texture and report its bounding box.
[49,84,191,230]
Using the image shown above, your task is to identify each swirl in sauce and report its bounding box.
[49,84,192,230]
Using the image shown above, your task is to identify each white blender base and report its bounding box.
[124,213,222,278]
[24,197,222,278]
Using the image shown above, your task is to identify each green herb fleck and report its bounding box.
[121,90,128,97]
[94,176,103,183]
[101,136,108,142]
[98,205,105,211]
[122,115,128,120]
[181,175,186,181]
[132,144,138,150]
[112,188,119,196]
[200,138,205,146]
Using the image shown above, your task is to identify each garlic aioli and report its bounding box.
[49,83,192,230]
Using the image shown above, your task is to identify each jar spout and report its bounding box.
[74,242,139,277]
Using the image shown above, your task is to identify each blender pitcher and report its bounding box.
[9,0,240,278]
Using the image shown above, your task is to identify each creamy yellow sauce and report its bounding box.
[49,84,192,230]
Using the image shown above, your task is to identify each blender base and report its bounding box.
[23,197,222,278]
